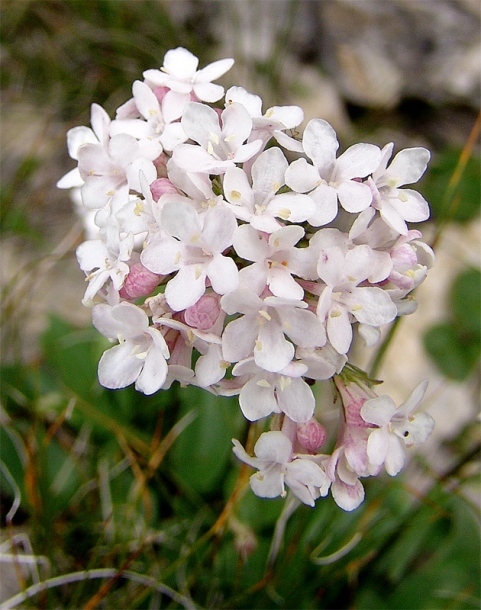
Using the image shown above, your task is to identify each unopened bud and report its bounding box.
[150,178,178,202]
[184,293,221,330]
[296,418,327,453]
[119,263,162,299]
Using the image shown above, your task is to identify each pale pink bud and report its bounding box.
[119,263,162,299]
[334,378,374,428]
[150,178,178,202]
[183,294,221,330]
[296,418,327,453]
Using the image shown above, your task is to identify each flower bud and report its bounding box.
[184,294,221,330]
[296,418,327,453]
[334,377,374,428]
[119,263,162,299]
[150,178,178,202]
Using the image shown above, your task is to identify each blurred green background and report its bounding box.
[0,1,479,608]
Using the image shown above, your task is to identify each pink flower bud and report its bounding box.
[150,178,178,202]
[183,294,221,330]
[334,378,374,428]
[119,263,162,299]
[296,418,327,453]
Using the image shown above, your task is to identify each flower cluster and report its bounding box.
[58,47,435,511]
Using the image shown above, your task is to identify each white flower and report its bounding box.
[369,143,431,235]
[232,431,330,506]
[232,358,315,423]
[361,380,434,476]
[232,224,313,300]
[221,285,325,373]
[223,147,315,233]
[143,47,234,103]
[110,80,187,152]
[172,101,263,174]
[77,132,159,210]
[315,243,396,354]
[92,302,170,395]
[285,119,381,225]
[76,228,134,305]
[225,86,304,152]
[141,201,239,311]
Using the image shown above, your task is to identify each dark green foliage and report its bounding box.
[420,149,481,224]
[1,316,479,608]
[424,267,481,380]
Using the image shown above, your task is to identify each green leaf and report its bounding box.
[421,149,481,224]
[450,267,481,335]
[423,322,480,380]
[40,314,106,401]
[170,386,245,495]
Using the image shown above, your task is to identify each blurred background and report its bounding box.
[1,1,480,608]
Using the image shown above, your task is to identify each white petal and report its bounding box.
[221,102,253,147]
[181,102,219,147]
[192,82,225,103]
[225,86,262,116]
[222,316,258,362]
[132,80,160,120]
[397,380,429,417]
[400,412,434,446]
[98,342,143,389]
[163,47,198,79]
[308,184,339,226]
[267,192,316,223]
[327,307,352,354]
[344,287,397,326]
[394,189,430,222]
[386,147,430,186]
[384,436,406,475]
[268,267,304,300]
[254,431,292,463]
[202,205,237,253]
[336,180,373,213]
[67,126,98,159]
[277,307,326,348]
[251,147,287,198]
[232,438,262,470]
[136,348,168,395]
[233,224,270,262]
[265,105,304,129]
[76,239,108,272]
[165,265,206,311]
[366,427,391,466]
[316,246,344,286]
[239,377,278,421]
[250,468,285,499]
[195,57,234,84]
[331,478,365,511]
[285,157,320,193]
[206,254,239,295]
[361,395,397,427]
[277,377,315,423]
[255,321,294,372]
[161,200,201,243]
[334,143,381,180]
[195,345,225,387]
[302,119,338,175]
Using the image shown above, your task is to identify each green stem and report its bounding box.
[368,317,402,380]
